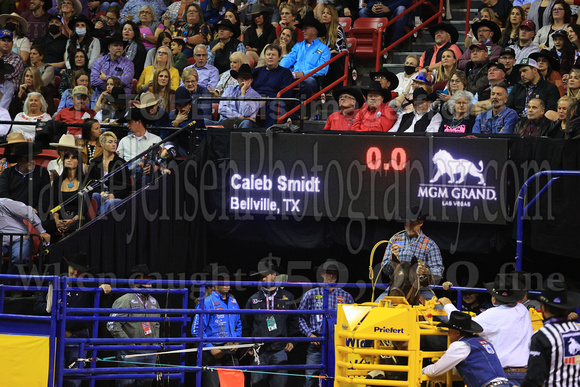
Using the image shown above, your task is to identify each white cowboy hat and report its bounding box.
[49,134,83,150]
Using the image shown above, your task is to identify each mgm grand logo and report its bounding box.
[418,150,497,207]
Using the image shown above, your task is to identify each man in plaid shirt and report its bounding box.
[298,259,354,387]
[0,29,24,109]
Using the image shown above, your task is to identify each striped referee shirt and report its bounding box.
[522,317,580,387]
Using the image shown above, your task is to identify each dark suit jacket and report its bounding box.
[85,154,131,199]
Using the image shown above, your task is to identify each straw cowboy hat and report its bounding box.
[0,132,30,147]
[50,134,83,150]
[0,13,29,35]
[57,0,83,17]
[134,92,162,109]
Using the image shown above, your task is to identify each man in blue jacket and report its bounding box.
[359,0,412,48]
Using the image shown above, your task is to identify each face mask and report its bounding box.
[76,27,86,36]
[5,23,17,32]
[404,65,416,75]
[49,24,61,35]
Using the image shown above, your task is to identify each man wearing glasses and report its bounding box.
[183,44,219,89]
[90,33,135,94]
[54,85,96,128]
[459,19,501,70]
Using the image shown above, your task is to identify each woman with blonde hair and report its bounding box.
[10,67,56,116]
[289,0,312,22]
[210,51,249,96]
[277,3,303,41]
[566,68,580,99]
[137,46,180,92]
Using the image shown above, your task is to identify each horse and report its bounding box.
[386,255,425,306]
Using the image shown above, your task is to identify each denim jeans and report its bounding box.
[251,348,288,387]
[92,192,122,215]
[359,5,410,48]
[504,370,526,386]
[304,344,321,387]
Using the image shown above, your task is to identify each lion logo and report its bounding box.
[430,150,486,185]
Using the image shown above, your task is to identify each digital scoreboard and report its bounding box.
[229,133,509,224]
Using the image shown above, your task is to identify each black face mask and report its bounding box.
[49,24,61,35]
[404,65,416,75]
[5,23,17,32]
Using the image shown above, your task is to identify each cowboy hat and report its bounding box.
[68,14,94,33]
[202,264,231,280]
[0,132,29,147]
[472,19,501,44]
[532,279,580,310]
[50,134,83,150]
[530,49,560,72]
[131,264,153,278]
[428,22,459,45]
[250,260,283,277]
[230,63,254,79]
[216,19,240,40]
[174,87,192,104]
[412,73,432,86]
[361,81,391,100]
[105,33,124,46]
[135,92,162,109]
[10,142,42,159]
[247,3,274,15]
[0,13,29,35]
[64,252,94,272]
[484,273,527,303]
[296,13,326,37]
[397,205,428,222]
[57,0,83,17]
[315,258,348,283]
[370,68,399,91]
[411,88,437,103]
[333,86,365,108]
[438,311,483,334]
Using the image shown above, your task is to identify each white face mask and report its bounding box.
[76,27,86,36]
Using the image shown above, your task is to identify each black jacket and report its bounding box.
[507,78,560,116]
[0,165,51,216]
[85,154,131,199]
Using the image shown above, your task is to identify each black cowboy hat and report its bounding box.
[216,19,240,40]
[0,58,15,75]
[472,19,501,44]
[370,68,399,91]
[439,311,483,334]
[174,87,192,104]
[105,86,126,105]
[397,205,428,222]
[131,264,152,278]
[484,273,527,303]
[10,141,42,160]
[68,14,94,32]
[42,0,53,11]
[530,49,561,72]
[230,63,254,79]
[105,33,124,46]
[250,260,283,277]
[248,3,274,15]
[315,258,348,282]
[64,252,94,272]
[333,86,364,108]
[362,81,391,100]
[428,22,459,45]
[296,13,326,37]
[532,279,580,310]
[202,264,231,280]
[411,88,437,103]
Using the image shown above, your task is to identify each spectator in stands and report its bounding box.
[390,88,441,133]
[514,98,552,136]
[121,0,166,24]
[173,3,211,54]
[351,82,396,132]
[459,19,501,70]
[0,29,24,109]
[94,76,121,113]
[440,272,533,386]
[497,47,519,86]
[144,31,172,68]
[180,68,211,120]
[150,68,173,112]
[136,5,164,51]
[56,0,82,38]
[479,0,511,27]
[29,45,55,87]
[121,21,147,80]
[212,9,242,43]
[58,49,89,95]
[428,49,457,92]
[135,91,170,128]
[439,90,475,133]
[208,19,246,74]
[280,14,330,103]
[465,7,502,48]
[210,51,247,97]
[461,291,493,315]
[170,38,189,75]
[550,29,573,77]
[137,46,179,92]
[252,44,295,128]
[547,96,576,138]
[94,86,128,124]
[566,24,580,67]
[21,0,51,41]
[508,57,560,118]
[240,0,281,28]
[437,71,468,111]
[54,86,96,134]
[161,0,191,25]
[191,265,241,387]
[509,20,541,63]
[567,68,580,100]
[533,0,570,49]
[10,66,55,117]
[531,49,565,96]
[0,97,11,137]
[317,4,347,88]
[64,15,101,69]
[473,84,519,134]
[92,5,121,45]
[324,86,364,131]
[243,262,299,387]
[59,69,99,111]
[77,118,102,166]
[244,4,276,65]
[390,73,434,115]
[359,0,411,49]
[465,42,490,94]
[48,134,81,180]
[290,0,313,22]
[371,68,399,99]
[394,54,419,96]
[472,62,512,114]
[200,0,235,28]
[91,34,134,95]
[528,0,558,31]
[118,107,162,162]
[34,15,68,67]
[0,13,32,63]
[277,3,303,42]
[11,92,51,141]
[419,22,462,72]
[257,26,296,67]
[422,311,511,387]
[0,197,50,273]
[86,130,131,214]
[168,87,196,128]
[299,259,354,387]
[499,6,524,48]
[184,44,219,89]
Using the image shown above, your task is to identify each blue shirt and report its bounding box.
[184,63,220,90]
[280,38,331,78]
[381,232,444,280]
[90,54,135,95]
[191,291,242,347]
[200,0,235,25]
[219,85,261,120]
[472,105,519,134]
[298,287,354,337]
